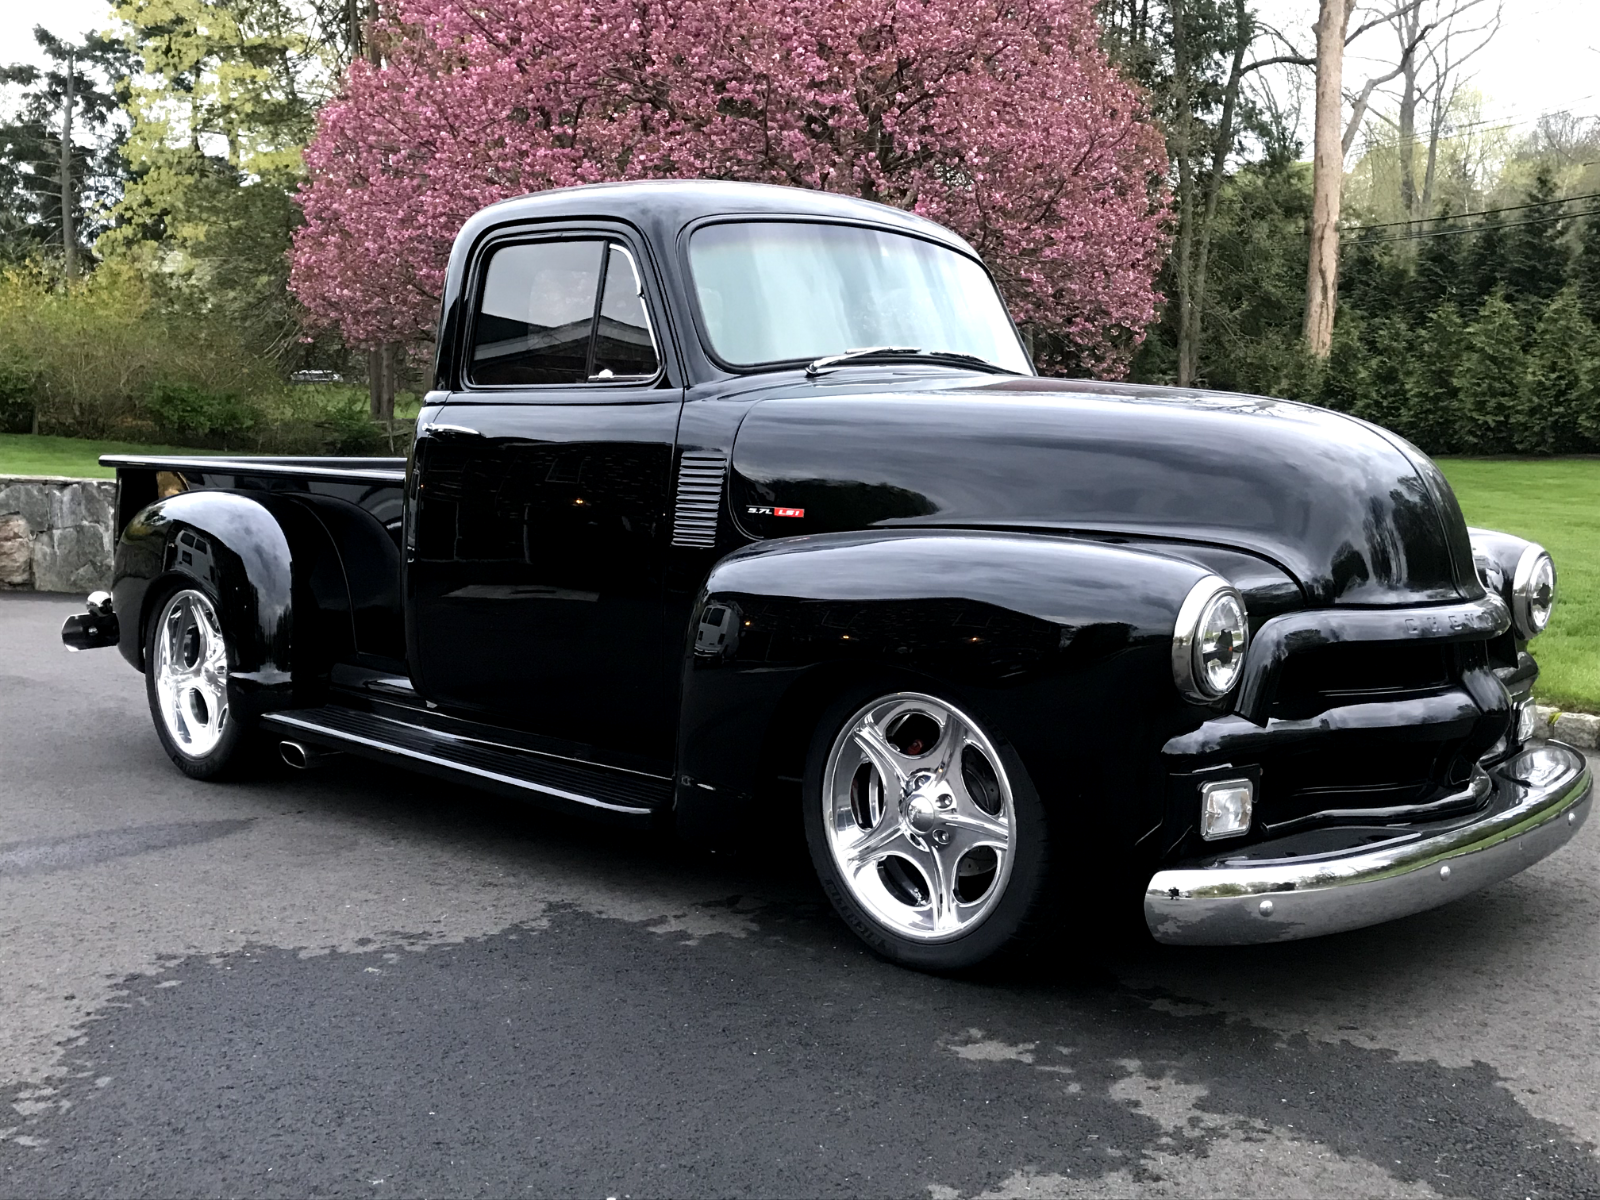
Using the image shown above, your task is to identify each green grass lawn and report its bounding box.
[0,433,210,479]
[1438,457,1600,714]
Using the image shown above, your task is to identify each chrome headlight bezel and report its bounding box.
[1511,543,1557,639]
[1173,575,1250,703]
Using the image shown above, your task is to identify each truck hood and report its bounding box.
[727,375,1481,607]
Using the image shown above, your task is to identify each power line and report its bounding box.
[1348,190,1600,233]
[1350,107,1600,155]
[1354,209,1580,245]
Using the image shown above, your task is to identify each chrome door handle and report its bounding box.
[426,423,482,438]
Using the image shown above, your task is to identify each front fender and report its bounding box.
[675,530,1217,849]
[112,491,347,712]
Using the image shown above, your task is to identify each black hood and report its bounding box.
[728,376,1481,607]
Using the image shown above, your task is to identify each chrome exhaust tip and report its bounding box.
[280,740,339,770]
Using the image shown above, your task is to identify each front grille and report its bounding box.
[1271,640,1454,720]
[1253,631,1491,832]
[1256,739,1480,834]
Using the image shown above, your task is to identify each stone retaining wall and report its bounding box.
[0,476,117,594]
[1531,706,1600,751]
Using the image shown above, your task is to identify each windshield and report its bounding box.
[687,221,1033,374]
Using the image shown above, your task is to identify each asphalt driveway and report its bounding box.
[1,590,1596,1198]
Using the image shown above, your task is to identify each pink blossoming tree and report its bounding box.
[291,0,1169,374]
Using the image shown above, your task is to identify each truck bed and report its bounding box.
[106,453,411,672]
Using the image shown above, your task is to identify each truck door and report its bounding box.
[407,228,683,767]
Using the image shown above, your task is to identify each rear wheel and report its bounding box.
[144,586,254,780]
[803,688,1054,971]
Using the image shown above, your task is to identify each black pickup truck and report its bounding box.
[64,180,1591,970]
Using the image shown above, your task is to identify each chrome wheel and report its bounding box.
[821,692,1015,943]
[152,589,231,759]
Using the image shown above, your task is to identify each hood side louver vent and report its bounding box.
[672,452,727,547]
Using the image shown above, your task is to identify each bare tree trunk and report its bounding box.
[1398,64,1418,222]
[60,50,75,282]
[1396,3,1421,227]
[1421,86,1447,218]
[346,0,363,60]
[367,346,396,424]
[1304,0,1352,359]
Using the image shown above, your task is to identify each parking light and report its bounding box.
[1200,778,1254,841]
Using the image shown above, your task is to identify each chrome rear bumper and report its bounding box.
[1144,743,1593,946]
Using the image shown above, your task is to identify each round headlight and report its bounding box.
[1512,544,1557,638]
[1173,577,1249,702]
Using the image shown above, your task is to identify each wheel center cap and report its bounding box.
[908,800,940,838]
[903,791,943,834]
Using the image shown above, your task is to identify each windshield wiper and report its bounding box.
[804,346,1019,377]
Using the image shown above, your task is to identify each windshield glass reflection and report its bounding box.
[688,221,1033,375]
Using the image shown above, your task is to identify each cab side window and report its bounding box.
[469,238,659,387]
[471,240,602,386]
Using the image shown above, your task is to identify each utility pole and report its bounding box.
[1303,0,1352,358]
[60,48,76,282]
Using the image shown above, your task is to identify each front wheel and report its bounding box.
[144,586,254,780]
[803,688,1056,972]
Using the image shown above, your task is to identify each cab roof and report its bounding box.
[454,179,976,257]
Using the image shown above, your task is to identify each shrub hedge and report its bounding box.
[0,264,404,455]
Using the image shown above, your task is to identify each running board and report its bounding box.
[260,705,670,823]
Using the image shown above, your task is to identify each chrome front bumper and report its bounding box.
[1144,743,1593,946]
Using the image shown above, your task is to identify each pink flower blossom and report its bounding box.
[291,0,1170,375]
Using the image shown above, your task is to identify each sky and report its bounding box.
[1253,0,1600,145]
[3,0,1599,141]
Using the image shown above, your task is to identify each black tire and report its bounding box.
[143,583,258,780]
[801,682,1058,972]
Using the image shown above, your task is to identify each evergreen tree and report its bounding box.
[1581,355,1600,450]
[1520,288,1600,453]
[0,28,134,266]
[1316,313,1365,415]
[1465,209,1508,307]
[1574,198,1600,326]
[1504,168,1569,306]
[1339,228,1407,319]
[1408,207,1464,322]
[1404,303,1469,454]
[1454,291,1526,454]
[1353,317,1411,434]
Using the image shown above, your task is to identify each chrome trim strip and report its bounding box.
[358,705,673,784]
[1144,743,1592,946]
[99,454,408,485]
[1164,689,1481,758]
[261,712,656,816]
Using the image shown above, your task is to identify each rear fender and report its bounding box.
[111,491,350,712]
[675,530,1215,849]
